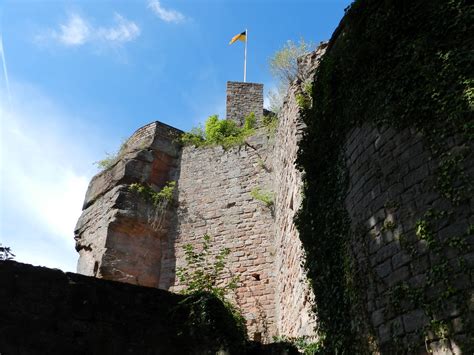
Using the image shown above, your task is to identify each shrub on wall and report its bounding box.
[181,113,256,149]
[94,139,130,171]
[129,181,176,206]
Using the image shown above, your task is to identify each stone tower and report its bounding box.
[226,81,264,125]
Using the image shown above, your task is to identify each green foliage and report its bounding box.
[0,244,15,261]
[272,335,324,354]
[250,187,274,208]
[263,113,278,136]
[175,234,246,343]
[94,139,129,170]
[171,292,248,353]
[176,234,239,299]
[269,38,313,86]
[180,114,256,149]
[180,126,205,146]
[296,93,311,110]
[129,181,176,206]
[267,38,313,112]
[295,0,473,352]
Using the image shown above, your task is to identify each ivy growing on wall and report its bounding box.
[295,0,473,353]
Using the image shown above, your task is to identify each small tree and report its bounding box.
[0,244,15,261]
[268,38,313,113]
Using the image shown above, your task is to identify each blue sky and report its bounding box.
[0,0,352,272]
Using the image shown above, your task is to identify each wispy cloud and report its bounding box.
[43,12,140,47]
[98,14,140,43]
[148,0,185,23]
[57,13,90,46]
[0,81,100,271]
[0,34,11,104]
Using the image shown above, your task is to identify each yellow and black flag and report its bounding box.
[229,31,246,45]
[229,29,248,82]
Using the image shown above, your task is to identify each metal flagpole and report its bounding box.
[244,29,247,82]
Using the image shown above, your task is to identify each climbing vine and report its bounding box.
[295,0,473,353]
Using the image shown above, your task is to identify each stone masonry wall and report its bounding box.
[270,47,327,338]
[226,81,264,126]
[344,124,473,353]
[159,131,277,341]
[0,261,247,354]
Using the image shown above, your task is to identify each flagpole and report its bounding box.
[244,29,247,82]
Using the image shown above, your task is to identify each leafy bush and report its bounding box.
[129,181,176,205]
[0,244,15,261]
[180,113,256,149]
[180,126,206,146]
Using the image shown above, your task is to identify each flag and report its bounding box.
[229,31,246,45]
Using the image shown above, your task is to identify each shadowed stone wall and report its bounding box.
[344,124,473,353]
[0,261,248,354]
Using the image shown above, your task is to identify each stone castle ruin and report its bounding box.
[74,53,324,341]
[2,1,472,353]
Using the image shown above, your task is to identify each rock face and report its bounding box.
[75,121,182,288]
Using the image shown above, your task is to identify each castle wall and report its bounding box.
[271,53,323,338]
[159,131,277,341]
[344,124,473,353]
[226,81,264,125]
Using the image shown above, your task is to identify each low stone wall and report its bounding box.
[0,261,248,354]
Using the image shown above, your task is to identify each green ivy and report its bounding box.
[295,0,473,353]
[175,234,247,348]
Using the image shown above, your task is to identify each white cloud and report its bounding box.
[0,82,99,272]
[98,14,140,43]
[46,12,140,47]
[148,0,185,23]
[57,13,90,46]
